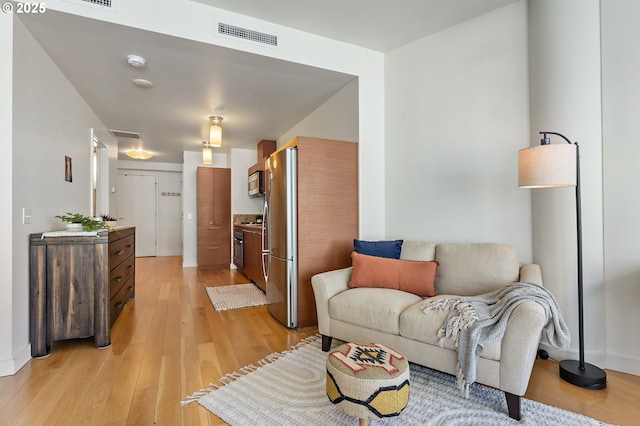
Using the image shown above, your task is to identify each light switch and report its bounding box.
[187,213,192,220]
[22,207,32,224]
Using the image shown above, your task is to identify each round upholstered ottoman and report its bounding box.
[326,342,410,425]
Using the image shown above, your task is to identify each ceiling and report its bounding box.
[192,0,521,52]
[17,0,519,164]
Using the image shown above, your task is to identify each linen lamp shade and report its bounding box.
[518,143,577,188]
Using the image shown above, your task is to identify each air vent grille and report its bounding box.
[109,130,141,139]
[63,0,115,10]
[218,22,278,47]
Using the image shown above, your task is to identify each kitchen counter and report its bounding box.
[234,223,263,231]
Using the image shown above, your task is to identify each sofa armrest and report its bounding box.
[499,300,546,395]
[311,267,352,336]
[519,263,542,286]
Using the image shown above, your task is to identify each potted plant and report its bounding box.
[100,214,118,228]
[55,213,105,231]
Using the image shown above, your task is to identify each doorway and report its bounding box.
[117,173,157,257]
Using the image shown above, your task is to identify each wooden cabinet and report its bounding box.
[197,167,231,269]
[236,225,266,292]
[29,227,136,357]
[288,136,359,328]
[248,140,276,194]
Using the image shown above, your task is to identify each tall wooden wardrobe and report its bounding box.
[197,167,231,269]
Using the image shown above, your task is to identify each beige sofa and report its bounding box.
[311,241,547,420]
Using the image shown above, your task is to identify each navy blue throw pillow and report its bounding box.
[353,239,403,259]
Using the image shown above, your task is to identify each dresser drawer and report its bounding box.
[109,235,135,269]
[109,255,135,300]
[110,275,134,326]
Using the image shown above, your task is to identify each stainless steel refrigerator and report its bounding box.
[262,147,298,328]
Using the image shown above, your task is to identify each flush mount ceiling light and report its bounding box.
[127,54,146,68]
[209,106,224,147]
[126,148,153,160]
[132,78,153,89]
[202,141,212,164]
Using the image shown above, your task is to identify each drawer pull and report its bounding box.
[127,265,133,270]
[127,286,133,292]
[114,276,122,282]
[126,244,133,248]
[115,302,124,310]
[114,250,124,256]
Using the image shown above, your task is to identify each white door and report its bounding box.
[117,173,157,257]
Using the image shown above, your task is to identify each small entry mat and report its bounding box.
[206,283,268,311]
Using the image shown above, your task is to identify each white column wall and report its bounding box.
[601,0,640,375]
[528,0,606,362]
[0,12,16,376]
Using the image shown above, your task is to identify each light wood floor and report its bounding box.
[0,256,638,425]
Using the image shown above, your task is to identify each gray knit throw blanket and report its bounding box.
[422,282,570,397]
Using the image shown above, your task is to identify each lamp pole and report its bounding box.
[539,132,606,389]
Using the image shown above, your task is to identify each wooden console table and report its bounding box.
[29,227,135,357]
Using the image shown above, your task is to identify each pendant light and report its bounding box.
[202,141,212,164]
[209,107,224,147]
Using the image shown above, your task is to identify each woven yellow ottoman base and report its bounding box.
[326,342,410,425]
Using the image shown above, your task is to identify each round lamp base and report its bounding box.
[559,359,607,390]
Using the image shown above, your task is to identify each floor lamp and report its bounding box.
[518,131,607,390]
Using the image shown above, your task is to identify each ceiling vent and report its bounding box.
[62,0,116,11]
[217,22,278,48]
[109,129,141,139]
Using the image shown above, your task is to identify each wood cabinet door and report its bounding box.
[197,168,214,228]
[213,168,231,226]
[243,230,266,291]
[197,167,231,268]
[47,243,95,340]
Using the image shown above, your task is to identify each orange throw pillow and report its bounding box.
[348,251,438,297]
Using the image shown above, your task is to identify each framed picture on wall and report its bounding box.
[65,155,72,182]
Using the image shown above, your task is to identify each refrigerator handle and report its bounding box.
[261,198,270,283]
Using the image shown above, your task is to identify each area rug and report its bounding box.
[206,283,268,311]
[184,335,609,425]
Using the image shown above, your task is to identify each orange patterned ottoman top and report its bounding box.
[326,342,410,423]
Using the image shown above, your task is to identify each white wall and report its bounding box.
[384,2,532,259]
[601,0,640,374]
[0,12,15,375]
[528,0,607,365]
[279,79,359,145]
[117,160,183,257]
[3,18,115,375]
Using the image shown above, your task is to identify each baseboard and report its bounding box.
[538,342,640,376]
[0,343,31,377]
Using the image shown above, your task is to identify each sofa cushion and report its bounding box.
[398,296,501,361]
[329,288,423,335]
[349,252,438,297]
[354,239,403,259]
[434,243,520,296]
[400,241,437,261]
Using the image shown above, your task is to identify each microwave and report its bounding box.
[248,170,263,197]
